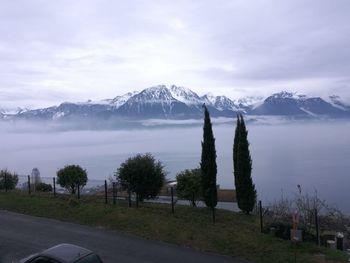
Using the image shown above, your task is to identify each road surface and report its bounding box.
[0,210,250,263]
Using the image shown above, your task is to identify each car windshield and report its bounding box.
[75,254,103,263]
[29,256,60,263]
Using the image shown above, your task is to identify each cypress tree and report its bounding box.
[233,115,241,205]
[234,114,256,214]
[200,105,217,208]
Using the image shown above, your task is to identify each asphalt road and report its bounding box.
[0,210,250,263]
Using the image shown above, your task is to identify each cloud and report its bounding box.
[0,0,350,108]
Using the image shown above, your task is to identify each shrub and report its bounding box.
[117,153,165,201]
[36,182,53,192]
[176,168,202,207]
[0,169,18,191]
[266,187,347,241]
[57,165,87,194]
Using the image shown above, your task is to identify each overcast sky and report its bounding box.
[1,0,350,109]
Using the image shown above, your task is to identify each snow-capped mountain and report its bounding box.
[117,85,242,118]
[16,102,115,120]
[2,86,349,121]
[212,96,239,111]
[169,85,203,105]
[235,96,263,108]
[117,85,201,118]
[108,91,139,108]
[0,107,31,115]
[200,93,215,104]
[201,94,238,111]
[327,95,350,111]
[250,91,349,117]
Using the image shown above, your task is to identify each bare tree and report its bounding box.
[266,186,348,239]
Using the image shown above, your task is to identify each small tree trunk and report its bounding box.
[191,193,196,207]
[136,192,139,208]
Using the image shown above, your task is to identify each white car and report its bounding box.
[18,243,103,263]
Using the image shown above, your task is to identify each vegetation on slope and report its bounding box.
[0,192,347,263]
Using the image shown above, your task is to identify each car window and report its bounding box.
[75,254,103,263]
[30,256,61,263]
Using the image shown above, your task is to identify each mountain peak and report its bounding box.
[271,91,295,99]
[169,85,201,105]
[201,93,216,105]
[327,95,349,110]
[270,91,307,100]
[109,91,138,108]
[145,84,171,93]
[122,85,177,107]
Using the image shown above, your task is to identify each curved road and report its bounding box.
[0,210,250,263]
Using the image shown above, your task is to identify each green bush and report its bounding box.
[57,165,88,194]
[0,169,18,191]
[36,182,53,192]
[176,168,202,207]
[117,153,165,201]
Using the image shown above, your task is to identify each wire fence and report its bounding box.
[2,175,349,250]
[256,200,350,250]
[11,175,239,212]
[16,175,106,195]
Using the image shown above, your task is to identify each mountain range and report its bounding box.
[1,85,349,121]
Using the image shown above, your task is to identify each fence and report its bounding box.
[3,175,348,249]
[257,199,350,250]
[9,175,238,219]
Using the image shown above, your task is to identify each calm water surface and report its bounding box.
[1,121,349,211]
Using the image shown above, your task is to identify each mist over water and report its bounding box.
[1,120,349,212]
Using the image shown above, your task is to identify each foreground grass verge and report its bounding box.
[0,192,347,263]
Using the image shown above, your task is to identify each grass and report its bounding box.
[0,191,347,263]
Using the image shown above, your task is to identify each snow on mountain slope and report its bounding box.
[201,93,216,105]
[212,96,238,111]
[234,96,264,110]
[2,86,349,121]
[250,91,348,117]
[129,85,176,104]
[270,91,307,100]
[326,95,349,111]
[117,85,191,117]
[169,85,203,105]
[109,91,139,108]
[198,93,239,112]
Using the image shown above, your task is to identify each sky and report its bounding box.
[1,0,350,109]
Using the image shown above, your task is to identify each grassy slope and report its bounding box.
[0,192,347,263]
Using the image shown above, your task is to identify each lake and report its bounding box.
[1,120,349,212]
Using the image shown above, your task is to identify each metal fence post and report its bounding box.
[212,194,216,224]
[259,200,263,233]
[53,177,56,197]
[128,184,131,207]
[315,208,320,246]
[27,175,31,195]
[171,187,174,214]
[104,180,108,204]
[212,207,216,224]
[4,173,8,192]
[136,192,139,208]
[112,182,116,205]
[77,182,80,200]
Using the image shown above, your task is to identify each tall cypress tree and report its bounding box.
[233,114,256,214]
[233,115,241,205]
[200,105,217,208]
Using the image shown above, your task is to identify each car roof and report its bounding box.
[41,243,93,263]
